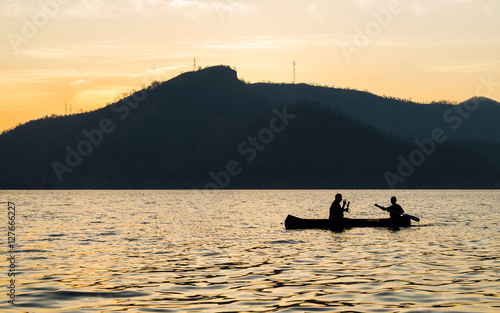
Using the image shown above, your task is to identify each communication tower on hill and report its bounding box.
[193,57,196,71]
[292,61,296,84]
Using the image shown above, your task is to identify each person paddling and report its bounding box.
[375,196,404,219]
[329,193,349,222]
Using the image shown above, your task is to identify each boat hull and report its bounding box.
[284,214,411,230]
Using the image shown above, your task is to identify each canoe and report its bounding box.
[284,214,412,230]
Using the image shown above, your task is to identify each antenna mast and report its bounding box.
[292,61,296,84]
[193,57,196,71]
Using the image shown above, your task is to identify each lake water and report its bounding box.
[1,189,499,312]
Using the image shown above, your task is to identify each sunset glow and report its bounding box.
[1,0,499,132]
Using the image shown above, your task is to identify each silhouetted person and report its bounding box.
[375,196,404,219]
[329,193,349,222]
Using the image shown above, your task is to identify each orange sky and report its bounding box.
[1,0,500,132]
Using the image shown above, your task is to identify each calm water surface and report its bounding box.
[1,190,499,312]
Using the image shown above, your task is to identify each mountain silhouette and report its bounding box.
[0,65,499,189]
[252,83,500,142]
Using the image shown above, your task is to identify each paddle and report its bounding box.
[374,204,420,222]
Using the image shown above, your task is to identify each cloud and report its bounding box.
[445,0,471,4]
[70,86,133,107]
[131,65,185,83]
[3,3,23,17]
[50,0,250,18]
[308,2,324,23]
[344,0,497,16]
[353,0,377,12]
[60,0,121,18]
[69,79,88,87]
[482,1,496,13]
[308,1,338,24]
[13,40,135,62]
[407,0,498,14]
[167,0,250,19]
[427,61,500,73]
[194,34,348,51]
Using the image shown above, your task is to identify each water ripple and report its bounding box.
[1,190,499,312]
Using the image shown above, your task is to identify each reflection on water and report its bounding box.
[1,190,499,312]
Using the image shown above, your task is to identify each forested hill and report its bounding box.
[0,65,499,189]
[252,83,500,142]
